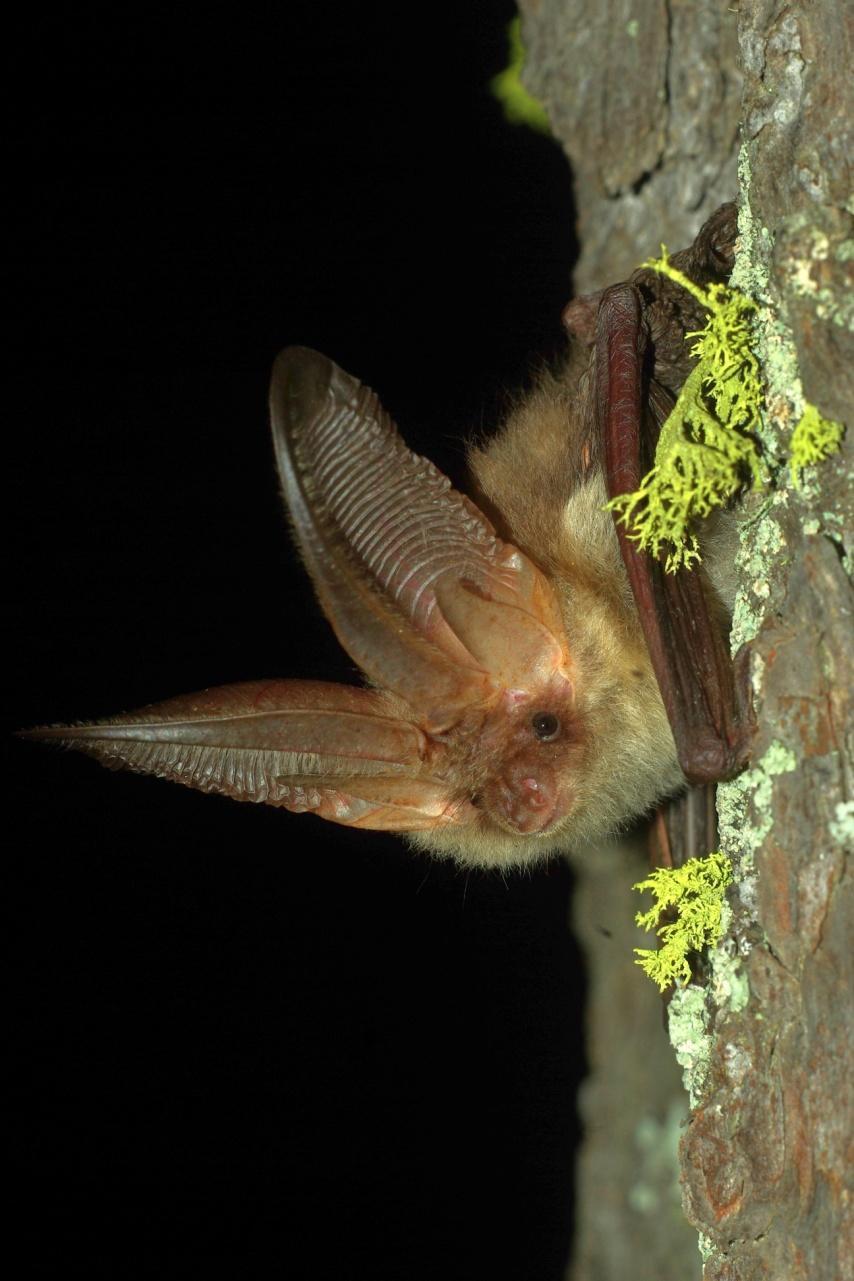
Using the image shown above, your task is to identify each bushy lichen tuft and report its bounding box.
[606,254,764,572]
[633,852,734,991]
[789,402,844,487]
[490,17,551,135]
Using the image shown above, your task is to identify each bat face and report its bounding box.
[27,343,685,869]
[27,207,754,869]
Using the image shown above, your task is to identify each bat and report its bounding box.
[24,203,753,870]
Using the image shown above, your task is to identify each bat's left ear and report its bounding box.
[270,348,574,732]
[21,679,475,832]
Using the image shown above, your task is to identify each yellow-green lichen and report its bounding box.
[633,852,734,991]
[606,257,764,572]
[605,155,846,579]
[789,402,844,487]
[490,18,551,135]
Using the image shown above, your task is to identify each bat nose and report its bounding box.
[518,775,550,806]
[490,763,560,835]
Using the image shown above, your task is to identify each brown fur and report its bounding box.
[411,359,692,870]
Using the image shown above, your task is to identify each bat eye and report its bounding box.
[531,711,560,742]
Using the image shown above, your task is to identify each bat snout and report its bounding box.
[486,759,567,836]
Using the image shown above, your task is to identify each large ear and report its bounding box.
[23,680,474,831]
[271,348,574,731]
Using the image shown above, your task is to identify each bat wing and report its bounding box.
[24,680,474,831]
[596,283,753,783]
[270,347,573,732]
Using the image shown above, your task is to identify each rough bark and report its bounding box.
[519,3,742,1277]
[520,0,742,291]
[521,2,852,1279]
[676,3,853,1278]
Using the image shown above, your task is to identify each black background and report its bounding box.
[9,5,588,1277]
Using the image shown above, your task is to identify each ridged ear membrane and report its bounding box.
[23,680,474,831]
[270,348,573,730]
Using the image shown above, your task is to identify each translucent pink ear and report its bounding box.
[24,349,577,838]
[270,348,574,732]
[24,680,475,831]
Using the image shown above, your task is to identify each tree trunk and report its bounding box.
[521,0,742,291]
[678,3,852,1277]
[521,2,853,1278]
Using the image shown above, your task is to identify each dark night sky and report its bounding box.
[9,6,588,1277]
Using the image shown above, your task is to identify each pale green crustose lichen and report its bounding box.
[667,984,712,1106]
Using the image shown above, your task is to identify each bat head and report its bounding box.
[26,349,609,869]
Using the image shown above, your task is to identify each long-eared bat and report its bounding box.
[25,204,752,870]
